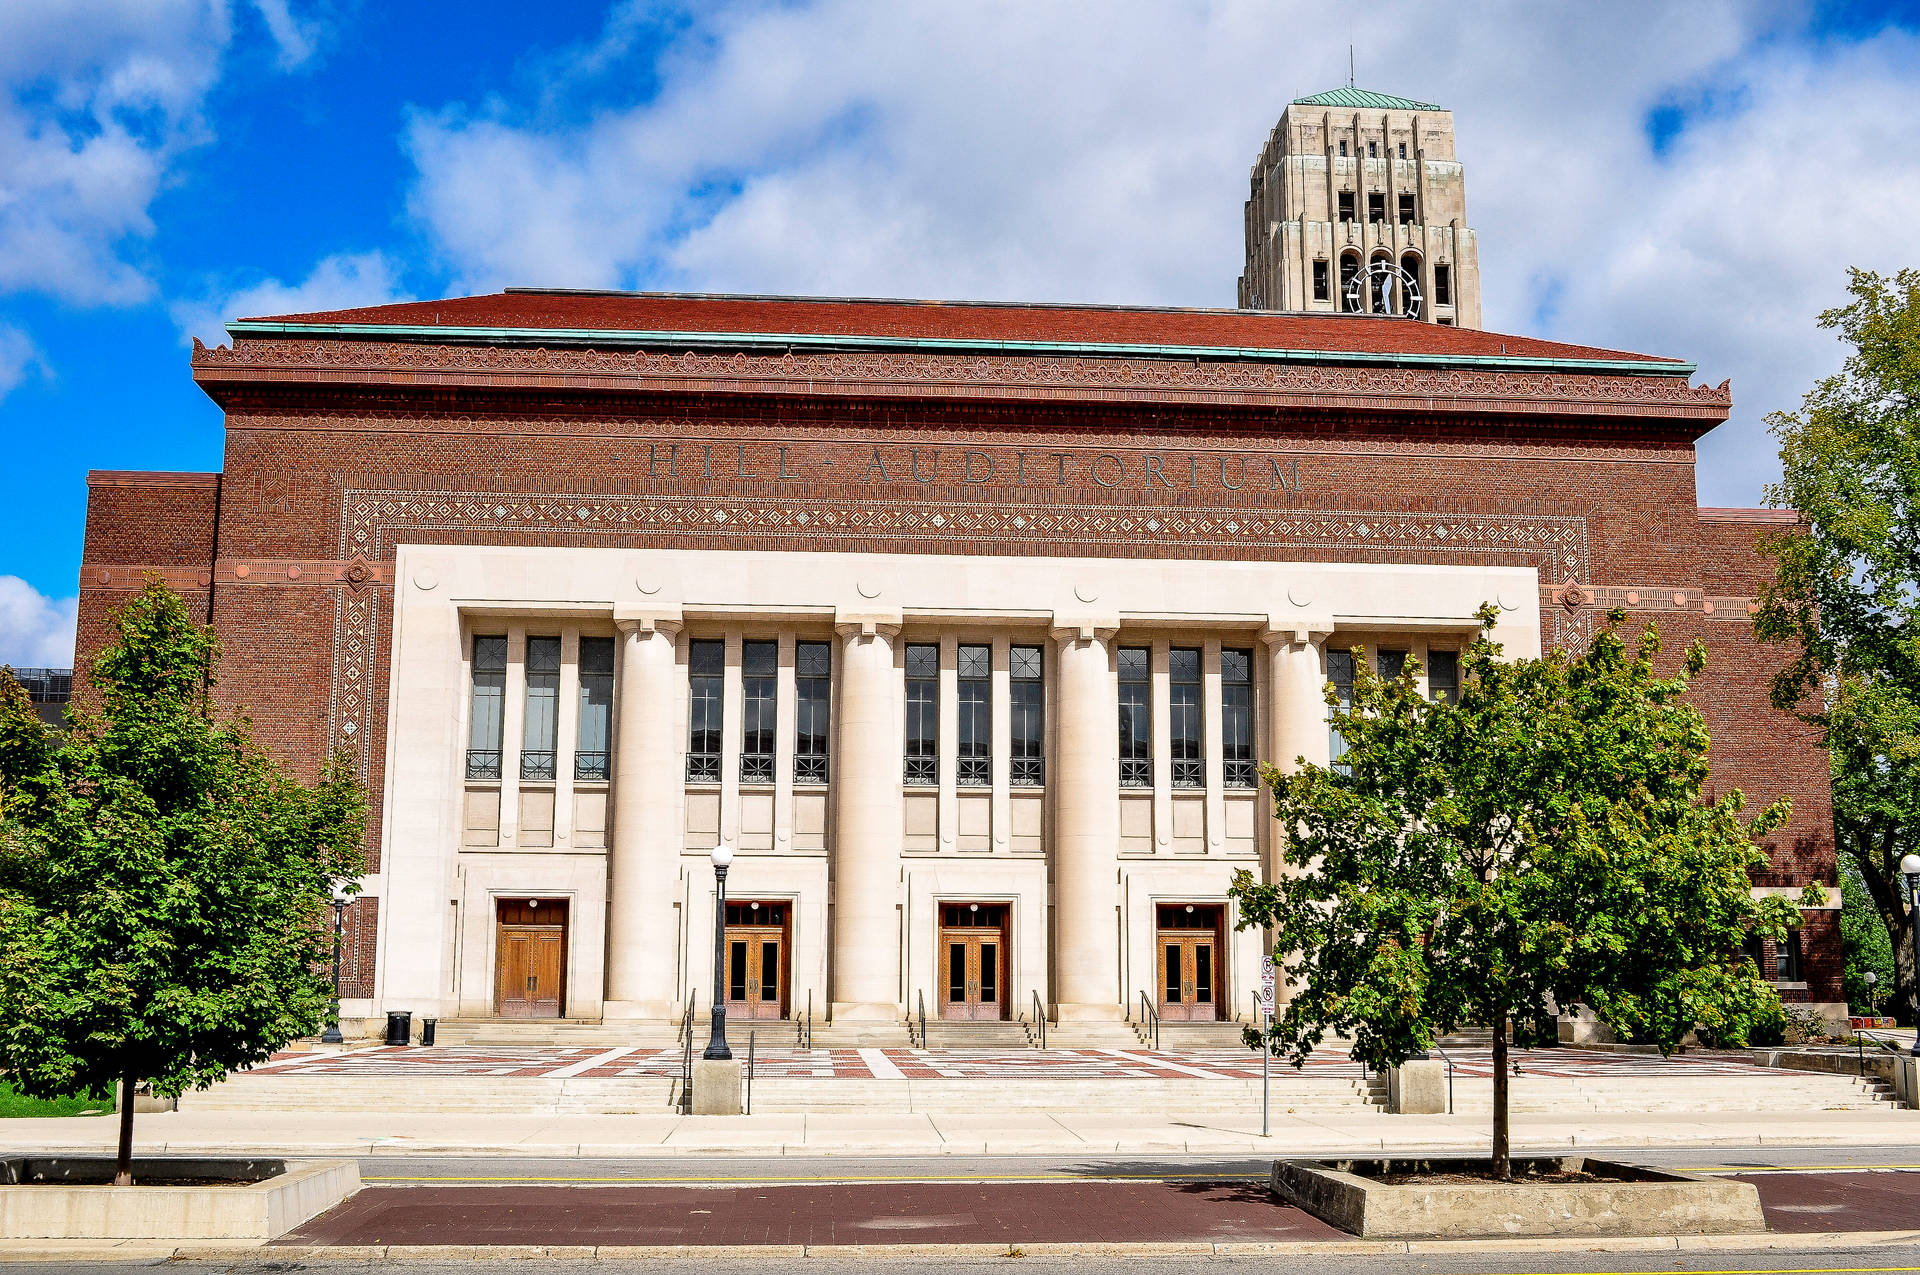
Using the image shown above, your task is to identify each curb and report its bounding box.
[6,1228,1919,1263]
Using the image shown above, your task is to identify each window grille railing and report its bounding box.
[958,755,989,787]
[465,750,502,781]
[1010,757,1044,787]
[687,752,721,782]
[1172,759,1205,789]
[519,750,557,782]
[741,753,775,784]
[904,755,938,786]
[1225,759,1257,789]
[795,754,828,784]
[574,751,610,782]
[1120,758,1152,788]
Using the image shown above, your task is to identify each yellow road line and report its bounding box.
[362,1171,1264,1184]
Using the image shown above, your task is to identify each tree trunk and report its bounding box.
[114,1071,136,1187]
[1490,1009,1510,1181]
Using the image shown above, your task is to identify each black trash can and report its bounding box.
[420,1017,438,1047]
[384,1010,412,1046]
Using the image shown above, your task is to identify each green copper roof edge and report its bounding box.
[1292,87,1444,111]
[221,320,1694,378]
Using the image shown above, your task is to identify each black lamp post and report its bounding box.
[1902,853,1920,1058]
[321,880,354,1045]
[704,843,735,1061]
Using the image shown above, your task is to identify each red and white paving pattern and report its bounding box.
[240,1044,1787,1083]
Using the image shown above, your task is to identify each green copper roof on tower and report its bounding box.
[1292,87,1443,111]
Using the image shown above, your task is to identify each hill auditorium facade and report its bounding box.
[75,291,1841,1032]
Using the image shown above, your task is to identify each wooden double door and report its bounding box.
[939,902,1007,1020]
[725,901,789,1020]
[1157,904,1221,1022]
[495,899,568,1018]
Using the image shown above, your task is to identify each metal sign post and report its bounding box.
[1257,956,1277,1137]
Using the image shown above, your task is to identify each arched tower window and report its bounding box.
[1369,252,1393,314]
[1400,253,1423,317]
[1339,253,1362,313]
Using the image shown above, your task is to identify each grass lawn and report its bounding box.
[0,1081,113,1118]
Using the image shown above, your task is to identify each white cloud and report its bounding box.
[170,250,411,346]
[0,324,46,401]
[0,0,326,307]
[0,577,78,669]
[399,0,1916,506]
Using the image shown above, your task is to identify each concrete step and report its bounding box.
[186,1075,678,1115]
[918,1020,1038,1049]
[806,1022,912,1048]
[746,1076,1385,1114]
[1044,1022,1152,1049]
[432,1019,690,1047]
[1155,1021,1256,1049]
[1442,1072,1895,1113]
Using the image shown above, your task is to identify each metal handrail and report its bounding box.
[679,990,696,1113]
[1031,990,1046,1050]
[916,990,927,1049]
[747,1031,756,1115]
[1432,1042,1456,1113]
[802,990,813,1050]
[1139,991,1160,1052]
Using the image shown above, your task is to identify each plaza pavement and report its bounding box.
[6,1106,1917,1158]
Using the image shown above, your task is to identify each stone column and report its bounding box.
[831,615,903,1020]
[604,609,682,1019]
[1263,622,1331,1006]
[1051,620,1121,1021]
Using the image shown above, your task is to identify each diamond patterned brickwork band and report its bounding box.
[324,487,1594,775]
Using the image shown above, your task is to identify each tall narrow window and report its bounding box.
[1776,931,1804,982]
[1118,646,1151,787]
[1401,253,1422,314]
[521,636,560,780]
[1367,192,1386,223]
[1328,648,1356,768]
[1370,254,1392,313]
[1170,647,1203,788]
[794,641,831,784]
[1428,650,1459,704]
[1398,193,1416,224]
[1338,139,1348,157]
[1337,190,1356,222]
[687,639,724,782]
[1397,141,1407,159]
[1376,648,1408,682]
[575,637,614,780]
[467,635,507,780]
[1434,262,1452,305]
[1010,644,1045,786]
[741,640,776,783]
[1222,648,1254,788]
[1312,258,1330,301]
[1339,253,1361,311]
[1367,140,1377,158]
[957,644,990,786]
[904,643,939,786]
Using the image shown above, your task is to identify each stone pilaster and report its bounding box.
[604,608,682,1018]
[830,613,903,1020]
[1051,618,1121,1020]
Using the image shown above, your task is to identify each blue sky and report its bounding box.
[3,0,1918,664]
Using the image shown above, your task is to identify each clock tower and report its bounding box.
[1237,87,1482,328]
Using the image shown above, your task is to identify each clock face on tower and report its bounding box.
[1343,261,1424,319]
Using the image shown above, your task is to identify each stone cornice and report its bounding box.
[191,337,1732,429]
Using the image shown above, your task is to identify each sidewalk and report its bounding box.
[7,1106,1917,1157]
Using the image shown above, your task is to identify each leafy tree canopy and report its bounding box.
[1755,266,1920,1022]
[1232,606,1810,1176]
[0,581,364,1181]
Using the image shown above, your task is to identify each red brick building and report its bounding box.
[76,290,1838,1037]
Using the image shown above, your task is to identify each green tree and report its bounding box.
[1230,607,1809,1180]
[1755,267,1920,1025]
[0,582,364,1184]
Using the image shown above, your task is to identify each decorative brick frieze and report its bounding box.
[193,338,1732,422]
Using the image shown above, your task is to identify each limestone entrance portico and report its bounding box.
[372,542,1534,1028]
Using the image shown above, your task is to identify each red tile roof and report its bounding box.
[242,290,1683,366]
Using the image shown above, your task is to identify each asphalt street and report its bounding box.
[7,1145,1919,1271]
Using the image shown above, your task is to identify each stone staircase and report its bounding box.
[431,1018,688,1048]
[746,1072,1388,1115]
[916,1018,1040,1050]
[187,1074,678,1115]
